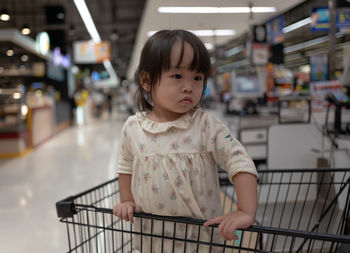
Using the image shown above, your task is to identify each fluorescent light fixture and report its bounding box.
[73,0,101,43]
[282,17,312,33]
[224,45,244,57]
[158,7,276,14]
[284,32,344,54]
[103,60,117,80]
[204,43,213,50]
[147,29,235,37]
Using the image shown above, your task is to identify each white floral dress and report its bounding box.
[116,107,257,252]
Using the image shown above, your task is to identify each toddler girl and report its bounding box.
[113,29,258,252]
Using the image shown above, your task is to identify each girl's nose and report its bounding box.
[182,81,193,93]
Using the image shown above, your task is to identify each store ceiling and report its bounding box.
[1,0,343,81]
[0,0,145,80]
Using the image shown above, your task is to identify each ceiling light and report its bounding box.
[282,17,312,33]
[21,54,29,62]
[73,0,101,42]
[6,49,14,56]
[147,29,235,37]
[284,32,344,54]
[57,12,65,20]
[0,8,10,21]
[13,92,21,99]
[103,60,117,80]
[21,25,31,35]
[224,45,244,57]
[158,7,276,14]
[204,43,213,50]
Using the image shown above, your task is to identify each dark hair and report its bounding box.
[135,29,211,112]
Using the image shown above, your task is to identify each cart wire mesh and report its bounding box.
[56,168,350,252]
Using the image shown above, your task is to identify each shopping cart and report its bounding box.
[56,168,350,252]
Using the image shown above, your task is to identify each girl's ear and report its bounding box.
[139,71,151,92]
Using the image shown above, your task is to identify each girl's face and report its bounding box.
[145,40,204,121]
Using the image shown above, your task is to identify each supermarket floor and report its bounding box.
[0,106,232,253]
[0,112,126,253]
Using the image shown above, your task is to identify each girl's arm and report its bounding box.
[113,173,137,223]
[232,172,257,220]
[119,173,134,202]
[204,172,257,241]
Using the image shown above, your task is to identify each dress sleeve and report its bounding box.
[206,113,257,183]
[116,118,133,174]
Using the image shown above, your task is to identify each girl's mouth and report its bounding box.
[180,97,192,104]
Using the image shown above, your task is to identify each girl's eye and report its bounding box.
[194,76,203,81]
[172,74,182,79]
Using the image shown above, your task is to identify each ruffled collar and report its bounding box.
[136,107,200,134]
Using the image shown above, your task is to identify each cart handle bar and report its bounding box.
[57,203,350,244]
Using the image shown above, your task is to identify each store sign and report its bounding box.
[338,10,350,33]
[311,7,330,31]
[311,7,350,32]
[35,32,50,55]
[310,55,328,81]
[73,41,111,64]
[252,43,269,65]
[266,16,284,44]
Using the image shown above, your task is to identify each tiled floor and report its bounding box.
[0,115,125,253]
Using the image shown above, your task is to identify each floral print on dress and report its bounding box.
[143,172,151,182]
[233,150,243,156]
[170,142,179,150]
[162,172,169,181]
[152,184,160,193]
[193,167,200,175]
[184,197,191,204]
[174,176,183,188]
[200,206,207,213]
[183,136,192,144]
[225,134,233,142]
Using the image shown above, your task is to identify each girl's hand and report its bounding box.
[113,201,137,224]
[203,211,254,241]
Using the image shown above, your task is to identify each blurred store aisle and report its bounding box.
[0,116,124,253]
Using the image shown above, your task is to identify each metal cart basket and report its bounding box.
[56,168,350,252]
